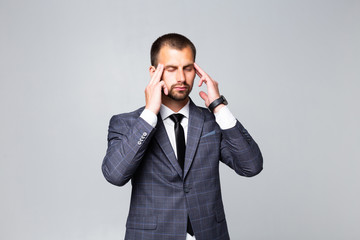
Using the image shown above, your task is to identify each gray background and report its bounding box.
[1,0,359,239]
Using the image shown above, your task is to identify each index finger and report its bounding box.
[194,62,207,78]
[150,64,164,83]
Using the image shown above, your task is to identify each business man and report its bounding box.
[102,33,263,240]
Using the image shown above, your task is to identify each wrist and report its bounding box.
[213,104,225,113]
[145,105,159,115]
[208,95,228,113]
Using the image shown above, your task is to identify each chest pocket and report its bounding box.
[199,130,221,144]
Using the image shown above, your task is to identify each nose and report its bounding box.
[177,69,185,83]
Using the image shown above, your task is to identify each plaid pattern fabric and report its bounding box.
[102,100,263,240]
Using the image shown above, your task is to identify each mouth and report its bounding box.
[173,86,188,91]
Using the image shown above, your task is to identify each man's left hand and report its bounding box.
[195,63,224,113]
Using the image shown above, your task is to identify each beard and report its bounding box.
[167,84,192,101]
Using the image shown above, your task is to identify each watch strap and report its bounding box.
[208,95,227,112]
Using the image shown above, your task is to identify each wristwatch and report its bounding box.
[208,95,228,112]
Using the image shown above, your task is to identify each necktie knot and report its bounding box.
[169,113,184,124]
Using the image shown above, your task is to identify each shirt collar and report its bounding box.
[160,100,190,121]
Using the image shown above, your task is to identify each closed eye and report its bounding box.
[166,67,176,72]
[184,67,194,72]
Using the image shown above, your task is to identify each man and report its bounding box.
[102,33,263,240]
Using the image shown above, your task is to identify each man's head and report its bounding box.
[150,33,197,103]
[150,33,196,67]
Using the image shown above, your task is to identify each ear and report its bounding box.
[149,66,156,77]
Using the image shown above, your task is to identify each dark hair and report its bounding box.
[150,33,196,66]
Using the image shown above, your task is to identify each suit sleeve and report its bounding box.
[220,120,263,177]
[101,114,155,186]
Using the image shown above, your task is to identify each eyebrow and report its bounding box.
[164,65,177,70]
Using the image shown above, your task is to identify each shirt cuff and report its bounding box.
[214,106,237,130]
[140,109,158,128]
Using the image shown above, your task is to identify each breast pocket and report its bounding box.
[200,130,220,141]
[201,130,216,138]
[126,214,157,230]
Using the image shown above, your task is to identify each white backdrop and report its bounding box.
[1,0,359,239]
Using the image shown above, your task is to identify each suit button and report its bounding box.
[184,186,190,193]
[137,141,142,145]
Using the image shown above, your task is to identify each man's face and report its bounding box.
[155,46,196,101]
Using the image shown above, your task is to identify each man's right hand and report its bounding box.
[145,64,168,114]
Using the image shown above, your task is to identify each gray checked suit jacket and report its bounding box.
[102,100,263,240]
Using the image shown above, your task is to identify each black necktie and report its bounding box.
[169,114,194,236]
[169,114,185,170]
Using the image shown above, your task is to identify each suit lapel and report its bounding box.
[184,100,204,178]
[153,114,183,179]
